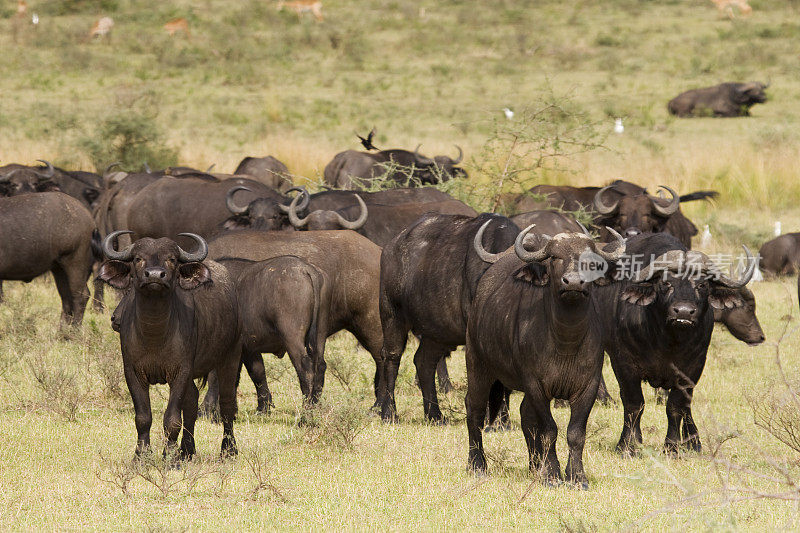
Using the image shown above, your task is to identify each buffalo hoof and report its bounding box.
[438,379,454,394]
[468,451,487,474]
[615,443,640,458]
[221,439,238,459]
[484,420,512,433]
[198,404,221,423]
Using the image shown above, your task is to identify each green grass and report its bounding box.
[1,267,800,530]
[4,0,800,529]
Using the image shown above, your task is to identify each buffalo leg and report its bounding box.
[436,357,453,393]
[596,374,613,405]
[179,381,199,460]
[665,386,700,454]
[610,354,645,456]
[216,350,240,457]
[521,390,561,483]
[564,378,600,489]
[124,364,152,457]
[414,339,450,423]
[92,276,105,312]
[51,266,76,326]
[241,350,273,414]
[282,334,315,404]
[200,370,221,421]
[163,374,191,459]
[375,312,409,421]
[0,280,4,303]
[311,335,328,404]
[464,342,493,473]
[486,381,512,430]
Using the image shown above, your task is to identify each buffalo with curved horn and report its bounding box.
[98,230,241,461]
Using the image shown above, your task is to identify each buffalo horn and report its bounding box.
[334,195,368,230]
[593,186,619,215]
[652,185,680,216]
[177,233,208,263]
[225,186,251,215]
[102,230,134,261]
[514,224,550,262]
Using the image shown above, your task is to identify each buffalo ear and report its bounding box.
[709,286,746,310]
[83,188,100,205]
[222,216,251,230]
[514,263,549,286]
[97,260,131,289]
[621,283,656,306]
[178,262,212,290]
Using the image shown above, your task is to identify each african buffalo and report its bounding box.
[98,232,241,459]
[323,146,466,189]
[206,230,386,407]
[0,160,60,196]
[668,82,769,118]
[510,210,582,236]
[234,156,292,192]
[286,193,477,247]
[0,192,95,325]
[503,180,717,248]
[379,213,520,422]
[202,255,330,414]
[127,176,284,247]
[465,225,626,487]
[595,233,754,455]
[759,233,800,276]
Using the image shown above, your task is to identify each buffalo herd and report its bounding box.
[0,143,788,488]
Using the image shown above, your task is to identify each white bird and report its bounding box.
[700,224,712,248]
[774,221,782,236]
[503,108,514,120]
[614,118,624,134]
[31,12,38,25]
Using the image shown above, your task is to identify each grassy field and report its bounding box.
[3,0,800,530]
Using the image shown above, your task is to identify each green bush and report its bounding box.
[79,112,178,172]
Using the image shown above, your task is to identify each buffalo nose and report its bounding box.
[624,228,641,238]
[671,303,697,318]
[144,267,167,279]
[561,272,586,290]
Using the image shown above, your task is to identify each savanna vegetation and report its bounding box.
[2,0,800,529]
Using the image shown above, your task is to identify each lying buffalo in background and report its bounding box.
[379,213,520,422]
[234,156,292,192]
[202,255,331,415]
[99,232,240,459]
[503,180,717,248]
[465,225,626,487]
[285,192,477,247]
[323,146,466,189]
[759,233,800,276]
[668,82,769,117]
[0,192,95,325]
[207,230,386,408]
[595,233,754,455]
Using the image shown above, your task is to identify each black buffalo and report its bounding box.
[668,82,769,118]
[234,156,292,192]
[98,232,241,459]
[759,233,800,276]
[323,146,466,189]
[379,213,520,422]
[0,192,95,325]
[207,230,386,407]
[202,255,330,414]
[595,233,754,455]
[0,160,60,196]
[503,180,716,248]
[465,225,626,487]
[285,192,477,247]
